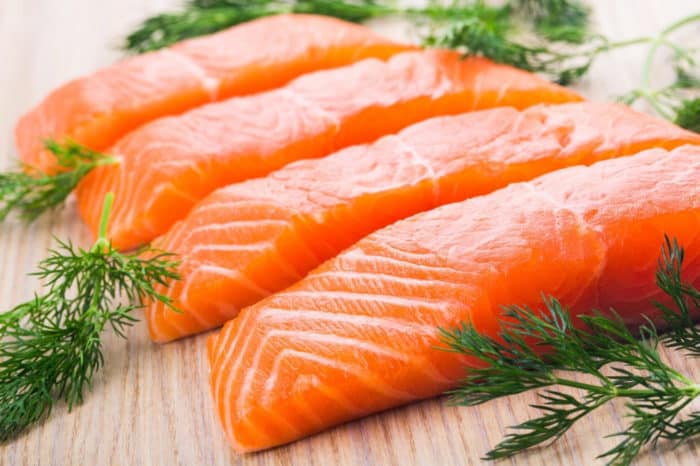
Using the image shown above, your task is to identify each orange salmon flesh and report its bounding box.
[15,14,411,174]
[145,103,700,342]
[76,49,581,250]
[208,145,700,452]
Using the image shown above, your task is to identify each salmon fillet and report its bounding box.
[15,14,411,173]
[76,50,581,250]
[146,103,700,342]
[208,145,700,452]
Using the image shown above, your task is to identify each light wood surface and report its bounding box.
[1,1,699,465]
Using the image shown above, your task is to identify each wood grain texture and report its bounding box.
[1,1,699,465]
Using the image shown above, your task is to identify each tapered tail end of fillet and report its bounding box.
[145,295,232,343]
[145,305,189,344]
[206,330,258,454]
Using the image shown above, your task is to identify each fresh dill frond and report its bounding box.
[123,0,391,54]
[287,0,391,22]
[655,236,700,355]
[617,14,700,133]
[123,2,275,54]
[0,193,180,442]
[428,5,699,129]
[422,2,602,85]
[674,97,700,133]
[441,236,700,466]
[0,140,115,222]
[512,0,590,43]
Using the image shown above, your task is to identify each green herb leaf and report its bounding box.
[513,0,591,43]
[123,0,391,54]
[422,2,600,85]
[0,140,115,222]
[0,193,180,442]
[655,236,700,355]
[674,97,700,133]
[617,13,700,133]
[441,236,700,466]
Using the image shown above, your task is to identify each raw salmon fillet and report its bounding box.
[146,102,700,342]
[15,14,411,173]
[76,50,581,250]
[208,145,700,452]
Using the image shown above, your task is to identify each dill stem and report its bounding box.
[92,193,114,252]
[549,376,614,395]
[94,156,118,168]
[661,12,700,36]
[549,373,700,400]
[602,36,653,51]
[638,13,700,116]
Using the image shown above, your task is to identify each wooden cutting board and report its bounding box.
[1,1,699,464]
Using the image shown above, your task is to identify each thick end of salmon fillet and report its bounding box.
[14,14,411,174]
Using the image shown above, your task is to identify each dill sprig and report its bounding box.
[425,5,700,129]
[422,1,637,85]
[124,0,597,83]
[655,237,700,357]
[675,98,700,133]
[513,0,590,43]
[440,236,700,465]
[619,13,700,133]
[422,2,605,85]
[0,193,180,442]
[0,140,115,222]
[123,0,392,54]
